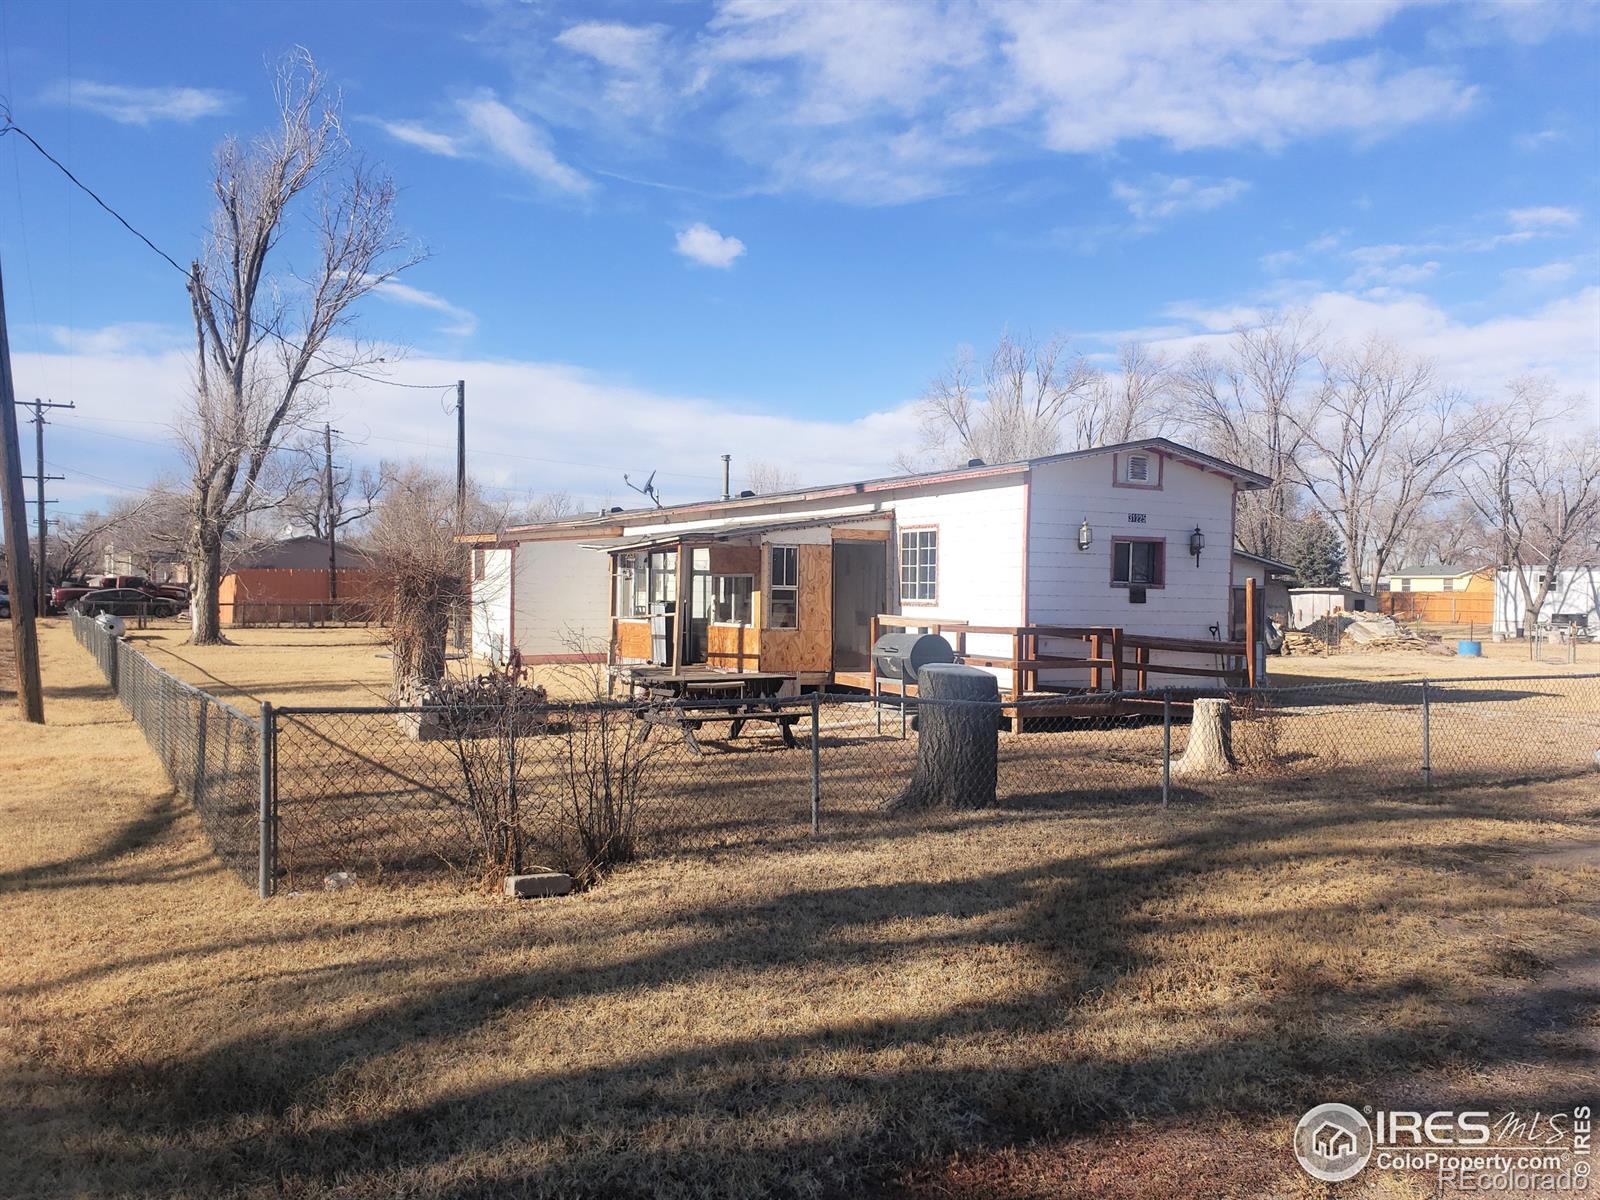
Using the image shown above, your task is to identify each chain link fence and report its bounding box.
[66,614,1599,898]
[71,613,264,884]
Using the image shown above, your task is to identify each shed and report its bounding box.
[1288,586,1377,630]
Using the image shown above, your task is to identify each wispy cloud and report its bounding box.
[372,119,462,158]
[1503,260,1578,289]
[1112,175,1250,223]
[1508,206,1581,231]
[674,223,746,269]
[457,94,591,194]
[371,280,478,337]
[46,80,233,125]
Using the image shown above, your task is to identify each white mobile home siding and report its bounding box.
[470,547,513,662]
[889,477,1028,690]
[1028,453,1238,686]
[510,541,614,659]
[1494,566,1600,636]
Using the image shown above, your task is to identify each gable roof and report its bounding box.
[1232,549,1294,575]
[497,437,1270,541]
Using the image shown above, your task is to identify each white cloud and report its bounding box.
[1503,260,1578,288]
[1514,128,1565,151]
[456,93,591,194]
[47,80,233,125]
[489,0,1499,204]
[674,223,746,268]
[1112,175,1249,223]
[1508,206,1581,230]
[373,119,463,158]
[371,281,478,337]
[44,322,190,356]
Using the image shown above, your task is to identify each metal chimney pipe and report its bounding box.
[720,453,731,501]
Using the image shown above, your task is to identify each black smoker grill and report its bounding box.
[871,631,956,681]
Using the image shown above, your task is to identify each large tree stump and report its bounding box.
[889,664,999,812]
[1171,697,1237,778]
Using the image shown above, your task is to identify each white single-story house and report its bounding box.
[468,437,1273,696]
[1287,586,1378,630]
[1493,564,1599,637]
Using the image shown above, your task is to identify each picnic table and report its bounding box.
[615,668,807,754]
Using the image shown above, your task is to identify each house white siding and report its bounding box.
[511,541,613,659]
[1494,565,1599,636]
[1027,453,1237,686]
[889,477,1028,689]
[470,547,513,662]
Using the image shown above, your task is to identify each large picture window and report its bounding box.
[899,528,937,602]
[768,546,799,628]
[1112,538,1165,587]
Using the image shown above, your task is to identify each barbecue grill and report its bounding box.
[871,631,955,681]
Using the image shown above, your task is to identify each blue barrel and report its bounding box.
[1457,639,1482,657]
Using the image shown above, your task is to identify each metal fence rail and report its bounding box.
[71,613,264,886]
[64,615,1600,899]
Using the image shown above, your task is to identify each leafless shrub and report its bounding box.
[1230,695,1291,776]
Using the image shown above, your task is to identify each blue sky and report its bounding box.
[1,0,1596,515]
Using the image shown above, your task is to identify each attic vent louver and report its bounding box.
[1128,454,1150,482]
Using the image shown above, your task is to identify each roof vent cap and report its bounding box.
[739,489,756,498]
[967,457,985,468]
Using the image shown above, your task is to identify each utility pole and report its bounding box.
[21,398,71,614]
[453,379,466,650]
[0,257,44,722]
[324,422,338,604]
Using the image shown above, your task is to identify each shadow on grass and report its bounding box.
[8,794,1597,1199]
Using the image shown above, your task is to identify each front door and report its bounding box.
[832,541,885,672]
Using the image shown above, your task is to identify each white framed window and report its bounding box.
[712,575,753,625]
[768,546,799,628]
[899,528,937,603]
[1442,577,1454,592]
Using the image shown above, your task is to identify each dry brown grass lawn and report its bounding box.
[1272,626,1599,685]
[2,620,1597,1198]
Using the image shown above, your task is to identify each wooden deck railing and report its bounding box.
[870,581,1260,712]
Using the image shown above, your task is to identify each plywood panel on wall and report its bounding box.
[760,543,833,673]
[709,544,760,575]
[616,619,652,661]
[706,623,759,669]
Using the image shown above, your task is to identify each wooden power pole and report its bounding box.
[324,422,338,604]
[21,397,71,614]
[0,257,45,722]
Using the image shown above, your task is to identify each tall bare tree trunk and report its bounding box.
[190,537,225,644]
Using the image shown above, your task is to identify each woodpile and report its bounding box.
[1284,611,1457,657]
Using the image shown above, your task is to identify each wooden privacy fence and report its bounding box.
[1379,591,1493,625]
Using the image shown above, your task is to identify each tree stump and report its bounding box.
[1171,697,1237,778]
[888,664,999,812]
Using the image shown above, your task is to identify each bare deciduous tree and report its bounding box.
[517,490,579,525]
[908,331,1099,468]
[282,438,392,540]
[1293,338,1485,591]
[1171,310,1322,560]
[744,461,800,494]
[1463,378,1600,631]
[1072,341,1172,448]
[181,49,421,644]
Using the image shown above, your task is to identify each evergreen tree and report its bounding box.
[1288,514,1346,586]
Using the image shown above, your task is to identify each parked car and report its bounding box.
[72,588,183,618]
[50,580,98,614]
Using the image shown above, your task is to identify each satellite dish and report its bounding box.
[96,613,127,638]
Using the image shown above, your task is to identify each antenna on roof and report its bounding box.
[623,470,662,508]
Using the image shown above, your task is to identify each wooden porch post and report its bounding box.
[1244,575,1259,687]
[672,542,688,672]
[1090,632,1103,691]
[1109,627,1124,692]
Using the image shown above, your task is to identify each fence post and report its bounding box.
[1420,680,1432,789]
[258,701,275,899]
[508,717,522,876]
[194,699,208,807]
[1161,689,1172,806]
[810,691,822,835]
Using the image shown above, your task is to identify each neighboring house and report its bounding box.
[471,437,1271,692]
[1231,549,1293,633]
[219,536,382,625]
[1287,586,1378,630]
[1378,565,1494,624]
[1493,564,1599,637]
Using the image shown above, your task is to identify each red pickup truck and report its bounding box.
[51,576,189,614]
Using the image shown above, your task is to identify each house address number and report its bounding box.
[1127,513,1147,524]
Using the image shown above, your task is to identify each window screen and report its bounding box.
[768,546,799,628]
[1112,539,1164,586]
[899,529,937,602]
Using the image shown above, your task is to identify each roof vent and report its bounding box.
[739,489,756,498]
[967,457,985,468]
